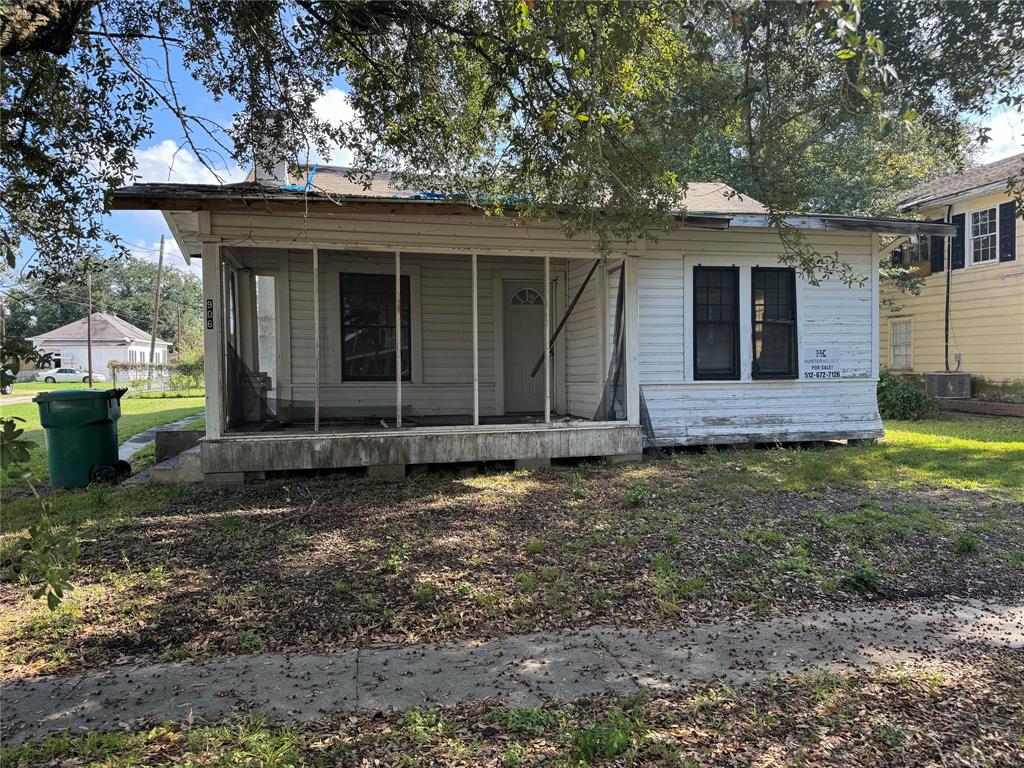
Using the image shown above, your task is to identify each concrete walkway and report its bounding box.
[0,394,36,406]
[4,601,1021,744]
[118,413,204,463]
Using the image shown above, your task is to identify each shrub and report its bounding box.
[877,372,940,421]
[838,562,887,595]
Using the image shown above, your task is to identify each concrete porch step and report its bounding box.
[150,445,203,484]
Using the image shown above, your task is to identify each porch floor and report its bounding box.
[202,418,642,476]
[228,412,592,434]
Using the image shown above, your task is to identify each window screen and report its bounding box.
[693,267,739,380]
[340,273,411,381]
[751,268,797,379]
[891,320,912,369]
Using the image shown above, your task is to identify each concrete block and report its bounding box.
[151,446,202,484]
[367,463,406,479]
[154,430,203,462]
[515,457,550,470]
[605,452,644,465]
[204,471,247,486]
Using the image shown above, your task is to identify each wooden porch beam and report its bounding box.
[544,255,551,424]
[313,245,320,432]
[472,253,479,426]
[200,238,224,438]
[395,250,402,428]
[624,255,640,427]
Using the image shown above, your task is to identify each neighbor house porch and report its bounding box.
[199,237,643,480]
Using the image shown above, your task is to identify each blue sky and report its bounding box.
[112,38,353,277]
[113,44,1022,279]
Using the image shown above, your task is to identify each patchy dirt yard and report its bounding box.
[2,415,1022,680]
[3,652,1022,766]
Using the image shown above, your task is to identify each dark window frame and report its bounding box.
[693,266,740,381]
[340,272,412,382]
[751,267,798,380]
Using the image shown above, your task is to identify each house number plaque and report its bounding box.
[206,299,214,329]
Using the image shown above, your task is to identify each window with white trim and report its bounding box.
[970,208,998,264]
[890,319,912,369]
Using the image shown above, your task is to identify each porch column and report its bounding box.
[472,253,479,426]
[201,238,224,438]
[623,254,640,426]
[395,251,402,428]
[312,245,320,432]
[236,269,257,370]
[544,255,551,424]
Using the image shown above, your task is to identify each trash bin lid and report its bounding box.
[33,388,119,403]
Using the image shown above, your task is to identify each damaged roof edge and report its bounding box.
[111,184,956,237]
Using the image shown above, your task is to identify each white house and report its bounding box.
[29,312,172,378]
[112,166,953,483]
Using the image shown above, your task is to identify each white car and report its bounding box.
[37,368,107,384]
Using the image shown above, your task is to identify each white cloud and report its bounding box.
[980,109,1024,163]
[311,87,356,167]
[133,139,244,184]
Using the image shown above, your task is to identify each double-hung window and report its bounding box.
[890,319,912,369]
[340,272,411,381]
[970,208,998,264]
[693,267,739,380]
[751,268,797,379]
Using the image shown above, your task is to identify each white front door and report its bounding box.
[503,282,546,413]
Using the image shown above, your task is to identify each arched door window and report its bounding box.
[510,287,544,306]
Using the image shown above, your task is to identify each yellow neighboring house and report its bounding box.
[881,152,1023,400]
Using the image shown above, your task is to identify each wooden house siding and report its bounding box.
[210,210,882,445]
[880,191,1024,390]
[635,228,880,444]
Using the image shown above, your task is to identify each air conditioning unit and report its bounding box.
[923,372,972,399]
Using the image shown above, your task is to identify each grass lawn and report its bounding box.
[2,382,204,400]
[3,655,1021,766]
[1,413,1021,682]
[0,396,205,487]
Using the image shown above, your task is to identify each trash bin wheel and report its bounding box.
[91,465,119,484]
[45,376,56,383]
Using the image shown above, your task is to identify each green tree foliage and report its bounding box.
[7,256,202,348]
[3,1,1021,280]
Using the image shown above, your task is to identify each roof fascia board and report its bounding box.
[162,210,195,265]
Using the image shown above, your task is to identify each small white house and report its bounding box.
[113,167,953,483]
[29,312,172,377]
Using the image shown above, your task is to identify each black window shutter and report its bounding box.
[889,246,904,267]
[929,220,945,273]
[999,201,1017,262]
[950,213,966,269]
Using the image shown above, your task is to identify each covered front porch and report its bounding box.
[199,237,643,480]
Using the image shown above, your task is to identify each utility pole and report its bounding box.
[86,271,94,388]
[176,307,183,356]
[148,235,165,384]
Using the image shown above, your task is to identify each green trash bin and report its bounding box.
[34,388,129,489]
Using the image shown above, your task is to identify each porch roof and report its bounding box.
[111,169,957,261]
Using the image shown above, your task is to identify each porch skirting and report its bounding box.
[200,422,642,475]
